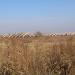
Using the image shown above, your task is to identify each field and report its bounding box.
[0,33,75,75]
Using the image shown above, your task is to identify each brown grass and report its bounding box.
[0,34,75,75]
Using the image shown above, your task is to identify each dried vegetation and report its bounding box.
[0,33,75,75]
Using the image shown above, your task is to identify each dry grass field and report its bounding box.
[0,33,75,75]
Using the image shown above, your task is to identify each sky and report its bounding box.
[0,0,75,33]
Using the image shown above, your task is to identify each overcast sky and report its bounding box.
[0,0,75,33]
